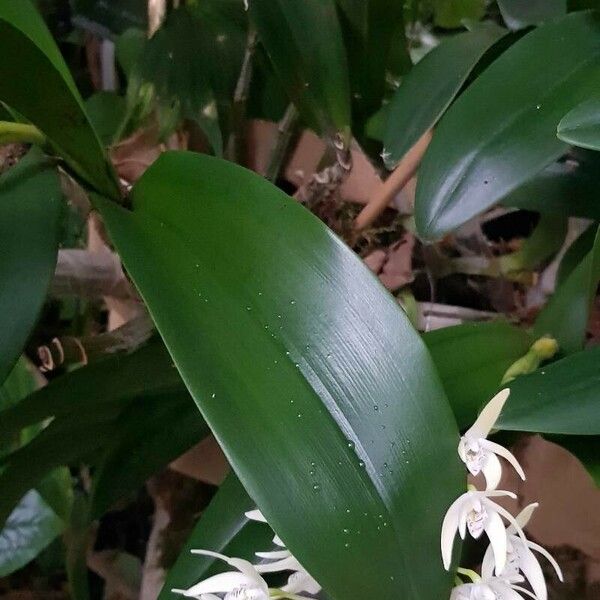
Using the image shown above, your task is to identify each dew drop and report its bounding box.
[312,483,321,491]
[345,508,351,514]
[344,542,350,548]
[373,405,379,411]
[211,393,216,399]
[309,470,315,476]
[347,441,355,450]
[246,306,252,311]
[290,300,296,305]
[358,460,365,468]
[297,413,303,418]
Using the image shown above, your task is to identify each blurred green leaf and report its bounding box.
[383,24,506,168]
[498,344,600,434]
[85,92,127,145]
[434,0,486,28]
[498,0,567,30]
[90,391,208,518]
[249,0,351,137]
[534,226,600,353]
[416,12,600,240]
[96,151,464,599]
[423,321,532,428]
[0,153,62,387]
[0,1,119,197]
[500,159,600,219]
[115,27,146,78]
[159,474,273,599]
[557,97,600,150]
[556,223,596,285]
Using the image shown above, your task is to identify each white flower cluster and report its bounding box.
[172,510,320,600]
[442,389,563,600]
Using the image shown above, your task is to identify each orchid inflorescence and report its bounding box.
[443,389,563,600]
[171,510,321,600]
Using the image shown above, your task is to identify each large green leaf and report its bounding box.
[557,97,600,151]
[415,11,600,240]
[497,345,600,434]
[249,0,351,136]
[533,226,600,354]
[0,1,119,198]
[423,321,532,429]
[90,391,208,518]
[96,151,463,599]
[383,25,506,169]
[159,474,273,599]
[0,341,181,439]
[498,0,566,29]
[0,490,63,577]
[0,153,62,386]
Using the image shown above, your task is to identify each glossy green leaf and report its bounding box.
[557,97,600,151]
[497,345,600,434]
[0,342,181,440]
[434,0,486,29]
[249,0,351,136]
[416,11,600,240]
[115,27,146,78]
[498,0,567,30]
[0,153,62,386]
[500,160,600,220]
[96,151,463,599]
[383,25,506,168]
[159,474,273,599]
[0,490,63,577]
[423,321,532,428]
[90,391,208,518]
[0,1,119,198]
[534,226,600,353]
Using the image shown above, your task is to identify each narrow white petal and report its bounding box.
[485,490,517,500]
[527,540,564,581]
[481,543,496,580]
[483,510,507,575]
[467,389,510,439]
[510,583,540,600]
[199,596,221,600]
[282,571,322,595]
[273,534,286,547]
[481,439,526,481]
[441,497,463,570]
[513,503,539,532]
[191,549,230,562]
[482,452,502,491]
[491,503,528,546]
[518,544,547,600]
[245,509,267,523]
[254,556,301,573]
[182,572,249,596]
[255,550,290,559]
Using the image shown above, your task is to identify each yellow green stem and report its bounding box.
[0,121,46,146]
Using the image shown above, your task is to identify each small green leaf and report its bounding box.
[498,0,567,30]
[557,97,600,151]
[249,0,351,136]
[159,474,274,599]
[423,321,532,428]
[0,1,119,197]
[534,226,600,353]
[85,92,127,145]
[96,151,463,599]
[416,11,600,239]
[0,490,63,577]
[383,25,506,168]
[0,153,62,386]
[498,345,600,434]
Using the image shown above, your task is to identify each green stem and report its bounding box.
[269,590,311,600]
[0,121,46,146]
[265,104,300,182]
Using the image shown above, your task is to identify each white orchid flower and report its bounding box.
[451,576,538,600]
[171,549,269,600]
[481,504,563,600]
[245,510,322,596]
[458,389,526,491]
[441,489,529,574]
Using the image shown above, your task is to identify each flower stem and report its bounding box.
[269,589,310,600]
[456,567,480,583]
[501,336,558,384]
[0,121,46,146]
